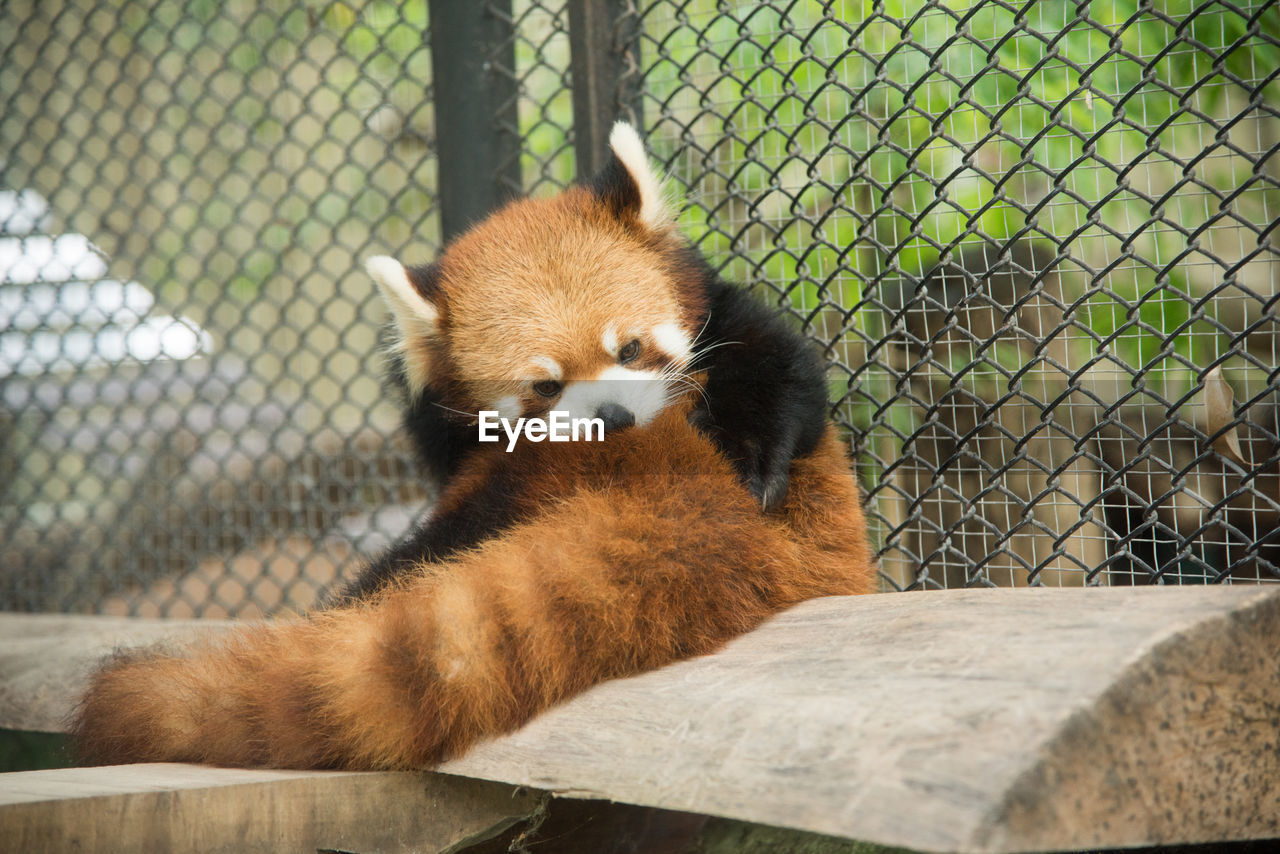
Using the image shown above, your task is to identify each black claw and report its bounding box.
[757,468,790,511]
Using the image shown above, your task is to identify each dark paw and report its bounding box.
[754,465,791,511]
[731,439,791,511]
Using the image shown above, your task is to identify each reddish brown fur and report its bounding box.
[404,186,709,410]
[73,396,877,769]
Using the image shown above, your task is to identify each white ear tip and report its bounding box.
[365,255,404,287]
[608,120,644,156]
[606,122,671,230]
[365,254,438,322]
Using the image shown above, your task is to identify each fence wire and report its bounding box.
[636,0,1280,589]
[1,0,1277,616]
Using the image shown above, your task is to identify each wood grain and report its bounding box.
[0,763,539,853]
[0,614,226,734]
[439,587,1280,852]
[2,587,1276,852]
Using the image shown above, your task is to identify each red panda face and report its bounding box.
[367,123,709,431]
[439,196,698,427]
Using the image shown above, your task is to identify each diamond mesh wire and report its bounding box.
[507,0,577,194]
[1,0,440,616]
[1,0,1277,617]
[637,0,1280,590]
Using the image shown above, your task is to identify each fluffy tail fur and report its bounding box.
[73,413,875,769]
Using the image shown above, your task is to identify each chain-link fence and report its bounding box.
[2,0,1277,616]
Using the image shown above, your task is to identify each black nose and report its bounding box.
[595,402,635,431]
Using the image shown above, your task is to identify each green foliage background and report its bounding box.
[629,0,1279,505]
[2,0,1275,594]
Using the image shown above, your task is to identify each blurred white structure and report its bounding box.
[0,189,211,377]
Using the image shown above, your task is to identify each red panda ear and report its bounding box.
[366,255,441,393]
[589,122,673,231]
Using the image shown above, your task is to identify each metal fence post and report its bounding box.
[428,0,521,241]
[567,0,643,177]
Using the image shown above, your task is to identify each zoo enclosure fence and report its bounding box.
[1,0,1277,616]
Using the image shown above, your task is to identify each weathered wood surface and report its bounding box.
[2,586,1278,853]
[0,614,222,734]
[0,762,539,853]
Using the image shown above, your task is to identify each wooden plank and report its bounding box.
[438,587,1280,852]
[2,587,1277,853]
[0,762,539,853]
[0,614,228,734]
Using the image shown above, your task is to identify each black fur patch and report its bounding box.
[336,462,530,604]
[406,262,443,302]
[587,152,643,222]
[686,256,829,511]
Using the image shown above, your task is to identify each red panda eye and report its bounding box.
[619,339,640,363]
[533,379,563,398]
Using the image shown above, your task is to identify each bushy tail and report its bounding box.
[73,428,874,769]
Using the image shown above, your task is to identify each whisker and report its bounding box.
[690,307,715,351]
[686,339,744,370]
[659,366,711,408]
[431,401,482,421]
[695,339,744,353]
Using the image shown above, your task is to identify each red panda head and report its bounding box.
[366,122,710,430]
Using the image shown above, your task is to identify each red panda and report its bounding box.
[71,124,878,770]
[344,122,836,600]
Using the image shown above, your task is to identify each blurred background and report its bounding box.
[1,0,1277,616]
